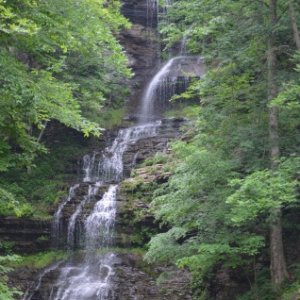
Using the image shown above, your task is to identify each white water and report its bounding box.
[22,261,63,300]
[83,153,97,182]
[53,186,118,300]
[47,123,161,300]
[24,0,200,298]
[139,56,186,122]
[85,185,117,251]
[139,54,205,122]
[67,181,102,249]
[51,254,116,300]
[51,184,79,246]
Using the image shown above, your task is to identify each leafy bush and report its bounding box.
[142,153,169,166]
[0,255,21,300]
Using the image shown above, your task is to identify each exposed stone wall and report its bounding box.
[0,218,51,254]
[7,118,192,300]
[119,0,160,117]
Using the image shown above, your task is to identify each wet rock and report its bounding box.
[119,0,160,116]
[111,253,192,300]
[14,252,192,300]
[0,218,51,254]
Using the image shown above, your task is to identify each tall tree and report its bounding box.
[267,0,289,286]
[145,0,300,297]
[288,0,300,49]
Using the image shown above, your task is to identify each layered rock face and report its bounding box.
[0,218,51,254]
[19,254,192,300]
[50,118,184,250]
[119,0,160,116]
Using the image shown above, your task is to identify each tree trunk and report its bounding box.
[268,0,289,287]
[288,0,300,50]
[37,121,48,143]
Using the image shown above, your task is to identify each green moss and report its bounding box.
[141,152,169,167]
[164,104,200,119]
[101,247,145,256]
[6,251,68,270]
[121,178,144,192]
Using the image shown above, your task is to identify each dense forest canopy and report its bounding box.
[0,0,131,214]
[145,0,300,299]
[0,0,130,169]
[1,0,300,299]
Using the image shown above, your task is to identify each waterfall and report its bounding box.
[22,261,64,300]
[85,185,117,251]
[139,56,185,122]
[83,153,97,182]
[52,186,118,300]
[139,1,205,123]
[139,55,205,122]
[45,123,160,300]
[146,0,157,29]
[23,1,200,298]
[51,184,80,247]
[67,181,102,249]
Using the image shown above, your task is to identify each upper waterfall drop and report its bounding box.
[139,54,205,123]
[139,56,184,122]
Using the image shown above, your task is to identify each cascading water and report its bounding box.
[24,1,199,299]
[52,124,160,299]
[51,184,80,247]
[22,122,162,300]
[22,261,64,300]
[139,55,205,122]
[52,186,118,300]
[139,56,185,122]
[138,0,206,123]
[83,153,97,182]
[67,181,102,249]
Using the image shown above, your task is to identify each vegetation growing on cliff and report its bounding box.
[0,0,131,215]
[146,0,300,299]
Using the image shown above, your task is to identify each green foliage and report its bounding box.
[0,255,21,300]
[142,152,169,167]
[7,251,67,269]
[164,104,201,119]
[146,0,300,298]
[227,158,300,224]
[0,0,131,209]
[0,186,33,217]
[0,129,89,218]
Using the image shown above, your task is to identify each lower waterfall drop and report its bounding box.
[52,185,118,300]
[47,123,161,300]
